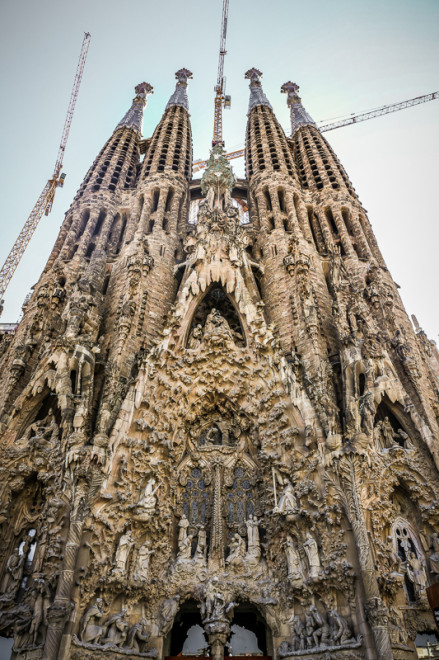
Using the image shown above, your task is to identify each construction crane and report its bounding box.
[193,89,439,172]
[212,0,231,146]
[0,32,91,312]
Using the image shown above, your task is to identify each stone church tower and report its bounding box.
[1,66,439,660]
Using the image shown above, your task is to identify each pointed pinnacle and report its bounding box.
[245,68,272,113]
[281,81,301,107]
[245,68,263,85]
[175,68,193,85]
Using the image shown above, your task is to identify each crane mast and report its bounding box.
[193,89,439,172]
[212,0,230,146]
[0,32,91,311]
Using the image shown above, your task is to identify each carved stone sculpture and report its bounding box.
[406,551,428,597]
[161,596,180,636]
[125,618,150,652]
[303,532,321,579]
[284,536,304,585]
[80,598,104,643]
[245,515,261,560]
[113,530,134,574]
[274,481,297,514]
[28,578,51,646]
[226,534,246,566]
[328,609,356,645]
[134,541,154,581]
[100,608,129,646]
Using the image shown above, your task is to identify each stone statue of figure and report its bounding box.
[101,608,129,646]
[134,541,154,581]
[80,598,104,643]
[204,577,226,620]
[161,595,181,636]
[381,417,396,448]
[4,547,26,595]
[188,324,203,349]
[226,534,246,565]
[246,515,261,559]
[138,478,158,512]
[29,579,51,646]
[178,532,194,561]
[178,514,189,545]
[126,618,150,652]
[304,611,314,649]
[309,605,330,648]
[194,525,207,563]
[204,308,233,343]
[113,530,134,574]
[288,615,305,652]
[360,392,375,436]
[204,185,215,211]
[303,532,321,579]
[285,536,303,583]
[328,610,355,645]
[22,410,59,444]
[275,481,297,514]
[406,551,428,596]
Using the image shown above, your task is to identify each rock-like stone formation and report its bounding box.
[1,68,439,660]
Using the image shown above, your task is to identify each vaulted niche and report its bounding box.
[187,285,246,348]
[373,397,414,450]
[226,604,271,657]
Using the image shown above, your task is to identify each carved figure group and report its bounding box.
[79,602,156,655]
[280,607,357,656]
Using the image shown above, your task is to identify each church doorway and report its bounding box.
[165,601,271,660]
[166,599,208,657]
[226,604,271,658]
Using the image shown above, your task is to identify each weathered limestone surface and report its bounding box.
[0,69,439,660]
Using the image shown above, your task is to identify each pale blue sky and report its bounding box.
[0,0,438,338]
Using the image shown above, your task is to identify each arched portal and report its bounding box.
[166,599,207,657]
[226,604,271,657]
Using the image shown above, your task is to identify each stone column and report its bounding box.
[336,455,394,660]
[209,461,225,570]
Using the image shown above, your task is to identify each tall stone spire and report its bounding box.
[281,81,316,134]
[245,68,273,113]
[116,82,154,134]
[165,68,193,112]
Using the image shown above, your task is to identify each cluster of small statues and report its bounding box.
[284,532,321,584]
[78,600,156,655]
[279,606,357,656]
[176,515,207,565]
[201,577,236,623]
[112,528,154,581]
[188,308,243,349]
[374,417,414,452]
[226,515,261,566]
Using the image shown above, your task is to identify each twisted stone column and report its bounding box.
[335,456,394,660]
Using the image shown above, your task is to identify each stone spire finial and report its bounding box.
[116,82,154,134]
[281,81,316,134]
[245,68,273,113]
[165,68,193,112]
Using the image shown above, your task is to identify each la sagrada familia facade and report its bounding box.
[1,66,439,660]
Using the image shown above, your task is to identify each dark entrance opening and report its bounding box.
[167,599,208,657]
[226,604,271,657]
